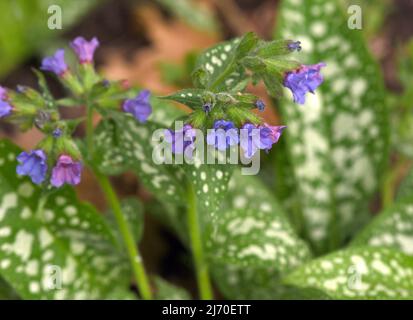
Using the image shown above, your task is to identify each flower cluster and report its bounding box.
[0,36,153,189]
[167,119,286,159]
[283,63,326,104]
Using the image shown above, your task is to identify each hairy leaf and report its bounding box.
[351,197,413,255]
[283,247,413,299]
[0,140,131,299]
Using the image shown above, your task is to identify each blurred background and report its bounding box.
[0,0,412,296]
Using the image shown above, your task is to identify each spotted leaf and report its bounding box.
[206,170,311,268]
[351,197,413,256]
[160,89,205,110]
[207,170,312,299]
[0,140,132,299]
[193,37,246,91]
[283,247,413,299]
[275,0,389,252]
[154,277,191,300]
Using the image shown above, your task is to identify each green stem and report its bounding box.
[84,103,152,299]
[86,101,94,156]
[186,180,213,300]
[95,171,153,300]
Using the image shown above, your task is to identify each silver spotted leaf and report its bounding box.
[351,197,413,256]
[283,247,413,299]
[0,140,132,299]
[275,0,389,252]
[206,170,311,269]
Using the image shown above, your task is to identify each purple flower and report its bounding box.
[283,62,326,104]
[16,150,48,185]
[287,41,302,52]
[255,100,265,111]
[240,123,261,158]
[257,124,286,151]
[51,155,82,187]
[41,49,68,76]
[165,124,196,157]
[122,90,152,123]
[53,128,62,138]
[0,100,12,118]
[206,120,239,151]
[0,86,7,100]
[70,36,99,63]
[240,123,286,158]
[203,102,212,113]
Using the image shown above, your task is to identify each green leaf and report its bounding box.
[154,277,191,300]
[192,37,245,91]
[275,0,389,252]
[283,247,413,299]
[208,170,311,299]
[160,89,205,110]
[235,32,259,60]
[0,140,132,299]
[207,170,311,268]
[183,150,234,225]
[351,197,413,255]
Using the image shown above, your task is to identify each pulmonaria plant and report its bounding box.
[161,32,325,159]
[0,32,325,301]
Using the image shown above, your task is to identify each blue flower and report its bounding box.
[257,124,286,151]
[70,36,99,63]
[16,150,48,185]
[287,41,302,52]
[53,128,62,138]
[0,86,7,100]
[122,90,152,123]
[41,49,68,76]
[240,123,286,158]
[165,124,196,157]
[255,99,265,111]
[283,63,326,104]
[0,100,12,118]
[206,120,239,151]
[240,123,261,158]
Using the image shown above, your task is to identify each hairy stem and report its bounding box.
[186,180,213,300]
[95,171,153,300]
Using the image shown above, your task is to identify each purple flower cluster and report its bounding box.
[0,86,12,118]
[123,90,152,123]
[240,123,286,158]
[17,151,82,187]
[283,63,326,104]
[40,36,100,76]
[165,120,285,159]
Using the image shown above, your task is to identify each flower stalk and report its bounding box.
[186,179,213,300]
